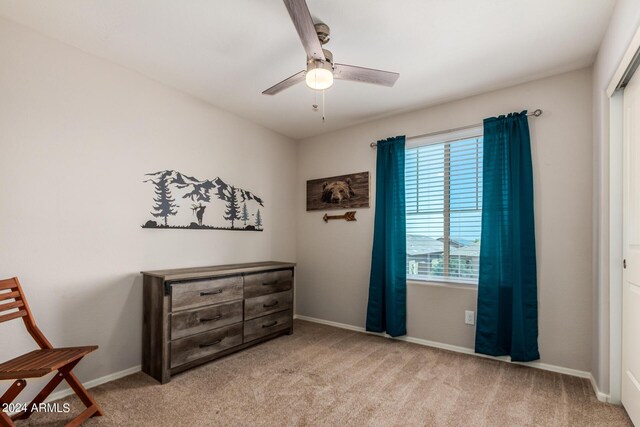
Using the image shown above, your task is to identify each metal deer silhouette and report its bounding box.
[191,203,206,226]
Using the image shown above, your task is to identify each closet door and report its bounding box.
[622,65,640,425]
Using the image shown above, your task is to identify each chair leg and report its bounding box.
[0,411,15,427]
[0,379,26,405]
[64,371,104,417]
[64,405,98,427]
[0,379,26,427]
[18,366,71,420]
[17,359,80,420]
[18,357,104,426]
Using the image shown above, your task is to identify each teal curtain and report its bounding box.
[366,136,407,337]
[475,111,539,362]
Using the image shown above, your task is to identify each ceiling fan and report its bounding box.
[262,0,400,95]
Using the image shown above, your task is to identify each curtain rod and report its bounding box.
[369,109,543,148]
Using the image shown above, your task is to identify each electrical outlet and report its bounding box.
[465,310,475,325]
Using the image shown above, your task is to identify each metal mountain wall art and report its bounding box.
[142,170,264,231]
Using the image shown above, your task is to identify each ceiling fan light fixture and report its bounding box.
[306,60,334,90]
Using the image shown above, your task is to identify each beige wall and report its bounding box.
[0,17,296,399]
[296,68,594,372]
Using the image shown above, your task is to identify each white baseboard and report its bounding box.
[294,314,606,401]
[46,365,141,403]
[295,314,365,333]
[590,373,611,403]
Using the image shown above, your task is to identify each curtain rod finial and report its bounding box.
[532,109,542,117]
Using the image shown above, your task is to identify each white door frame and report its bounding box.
[609,90,623,405]
[607,25,640,405]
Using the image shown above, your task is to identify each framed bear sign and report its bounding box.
[306,171,370,211]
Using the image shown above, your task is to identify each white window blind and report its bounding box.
[406,128,483,284]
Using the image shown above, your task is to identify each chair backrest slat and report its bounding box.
[0,300,25,312]
[0,291,20,302]
[0,277,28,325]
[0,309,27,323]
[0,279,18,291]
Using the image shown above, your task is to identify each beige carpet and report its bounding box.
[16,320,631,426]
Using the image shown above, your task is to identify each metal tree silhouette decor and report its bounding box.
[142,170,264,231]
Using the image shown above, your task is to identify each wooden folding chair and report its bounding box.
[0,277,103,427]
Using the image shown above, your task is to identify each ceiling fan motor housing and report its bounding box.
[314,23,330,45]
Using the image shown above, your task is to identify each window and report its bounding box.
[406,127,483,284]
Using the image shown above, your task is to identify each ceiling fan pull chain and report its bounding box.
[322,89,326,123]
[313,83,319,111]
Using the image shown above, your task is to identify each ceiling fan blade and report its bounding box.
[283,0,325,61]
[262,70,306,95]
[333,64,399,87]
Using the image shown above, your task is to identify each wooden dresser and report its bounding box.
[141,261,295,383]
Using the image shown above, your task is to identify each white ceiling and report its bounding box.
[0,0,616,140]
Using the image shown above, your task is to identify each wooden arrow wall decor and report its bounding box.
[323,211,357,223]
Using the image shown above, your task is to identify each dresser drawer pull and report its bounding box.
[199,338,224,348]
[262,321,278,328]
[262,280,281,286]
[263,301,279,308]
[200,289,223,296]
[199,315,222,323]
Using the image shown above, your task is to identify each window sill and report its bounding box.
[407,278,478,291]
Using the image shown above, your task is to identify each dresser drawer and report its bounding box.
[244,310,292,342]
[244,290,292,320]
[170,323,242,368]
[171,300,243,340]
[171,276,242,311]
[244,270,293,298]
